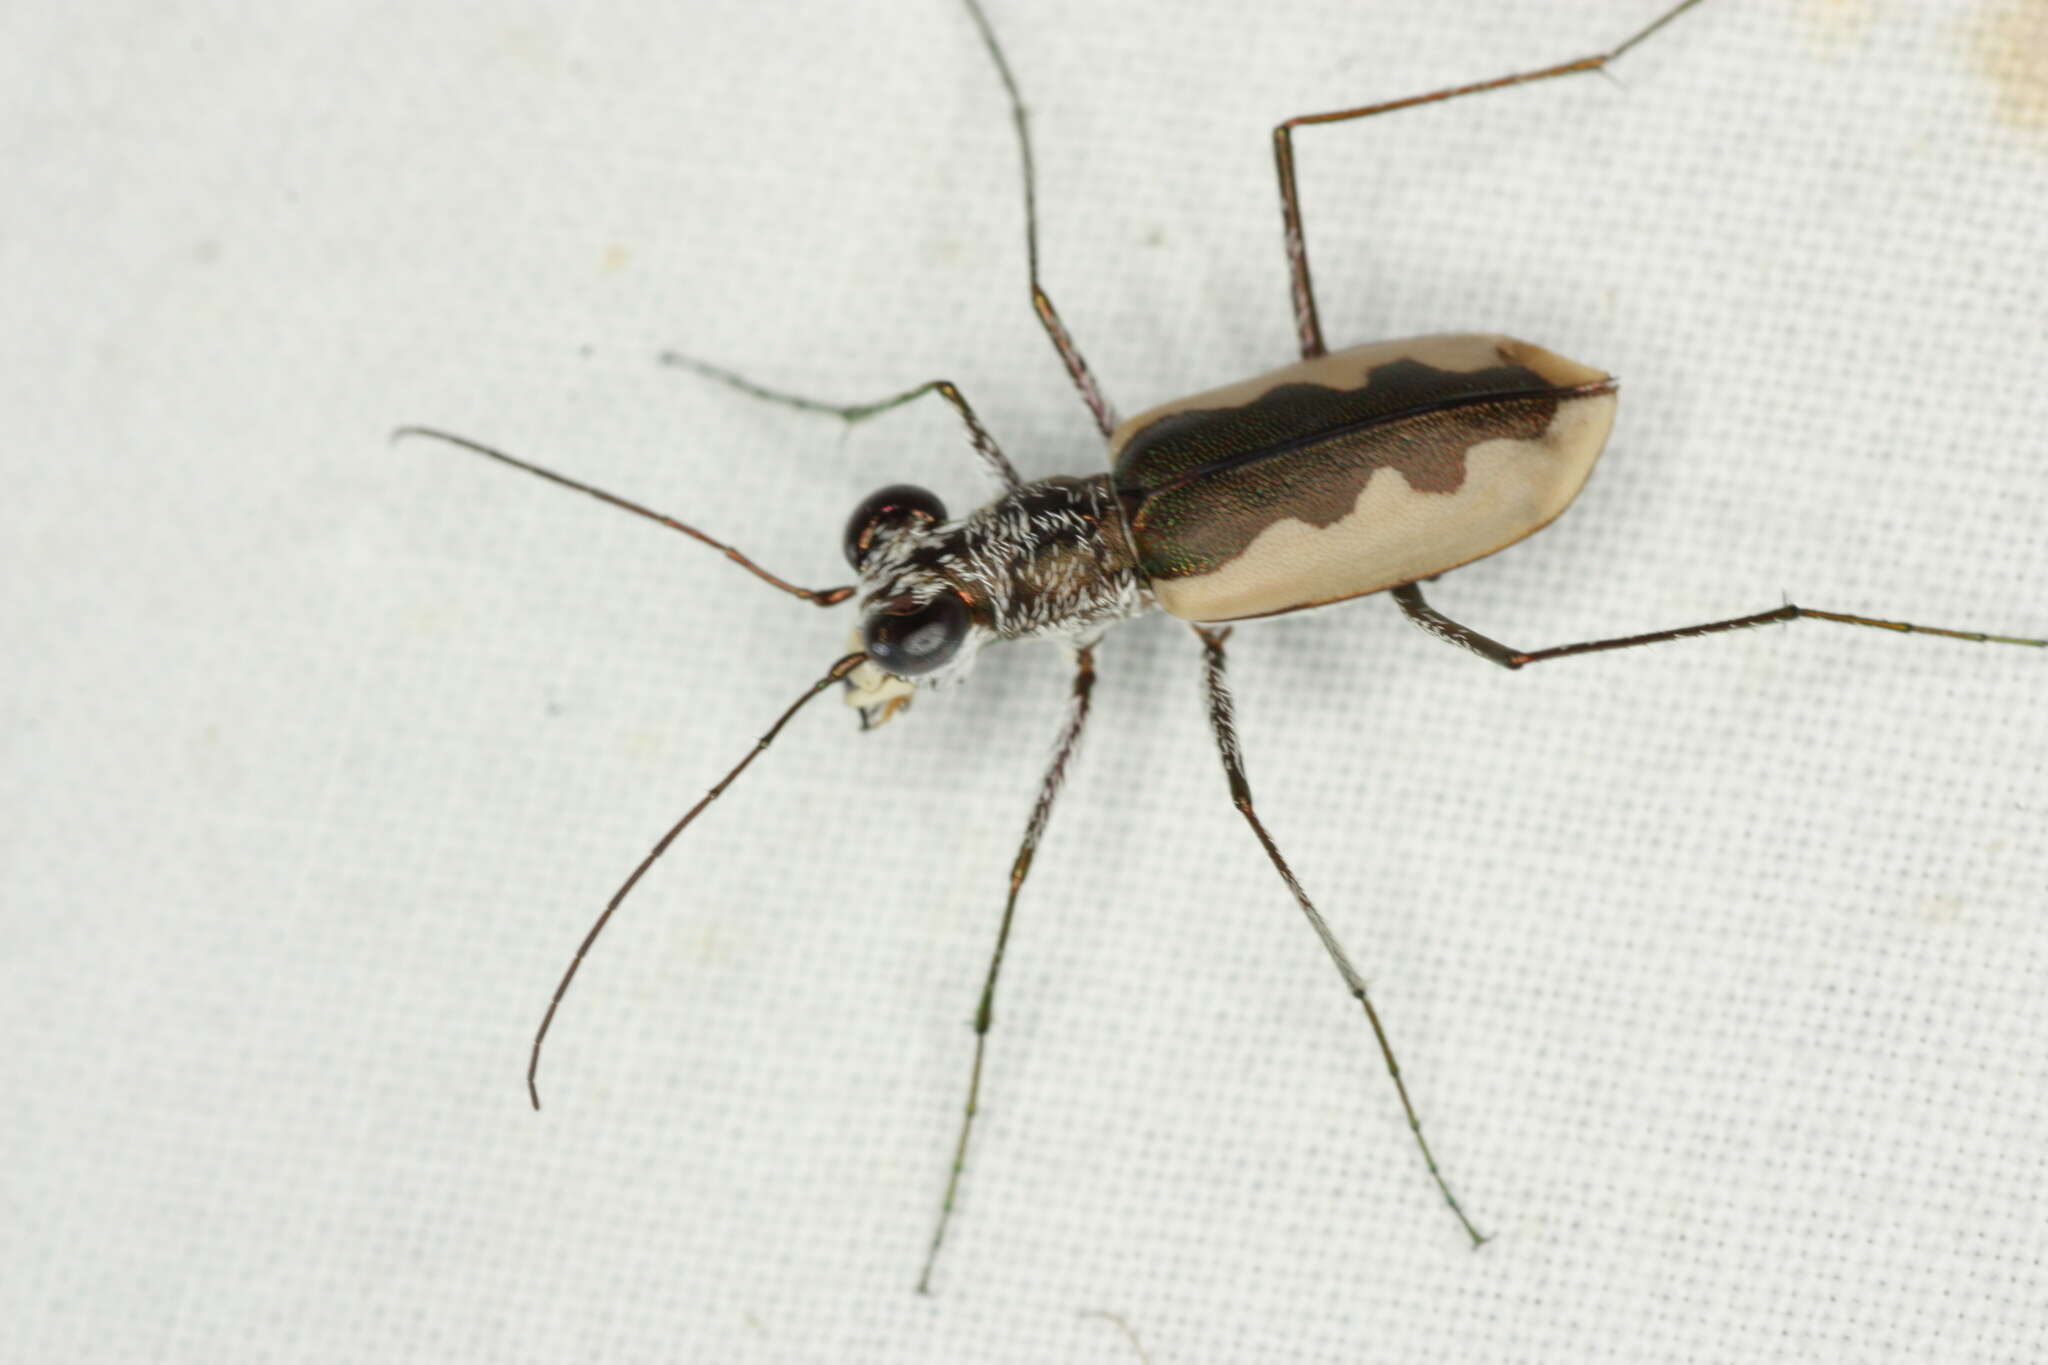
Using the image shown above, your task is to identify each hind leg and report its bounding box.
[1275,0,1708,358]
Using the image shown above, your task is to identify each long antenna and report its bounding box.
[393,426,855,607]
[527,651,867,1109]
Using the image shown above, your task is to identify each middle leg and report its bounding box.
[960,0,1120,438]
[1195,624,1487,1247]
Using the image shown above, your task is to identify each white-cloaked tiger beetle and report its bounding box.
[398,0,2045,1293]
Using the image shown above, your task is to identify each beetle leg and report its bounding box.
[660,352,1022,491]
[1274,0,1708,360]
[960,0,1120,439]
[1194,624,1489,1249]
[1392,582,2048,668]
[920,644,1098,1295]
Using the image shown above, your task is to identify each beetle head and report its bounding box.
[840,482,996,726]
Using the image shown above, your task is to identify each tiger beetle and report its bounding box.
[399,0,2046,1294]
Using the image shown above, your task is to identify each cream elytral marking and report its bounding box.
[1153,390,1617,621]
[1106,334,1599,460]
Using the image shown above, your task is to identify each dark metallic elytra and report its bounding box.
[402,0,2047,1297]
[1107,332,1617,621]
[1114,351,1608,585]
[1118,358,1565,495]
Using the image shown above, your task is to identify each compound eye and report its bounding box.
[844,484,946,569]
[861,592,971,677]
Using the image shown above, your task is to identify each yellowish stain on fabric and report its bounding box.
[1806,0,1880,57]
[1975,2,2048,132]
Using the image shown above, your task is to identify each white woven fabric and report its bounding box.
[6,2,2046,1361]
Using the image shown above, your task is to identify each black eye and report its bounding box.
[844,484,946,569]
[861,593,971,677]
